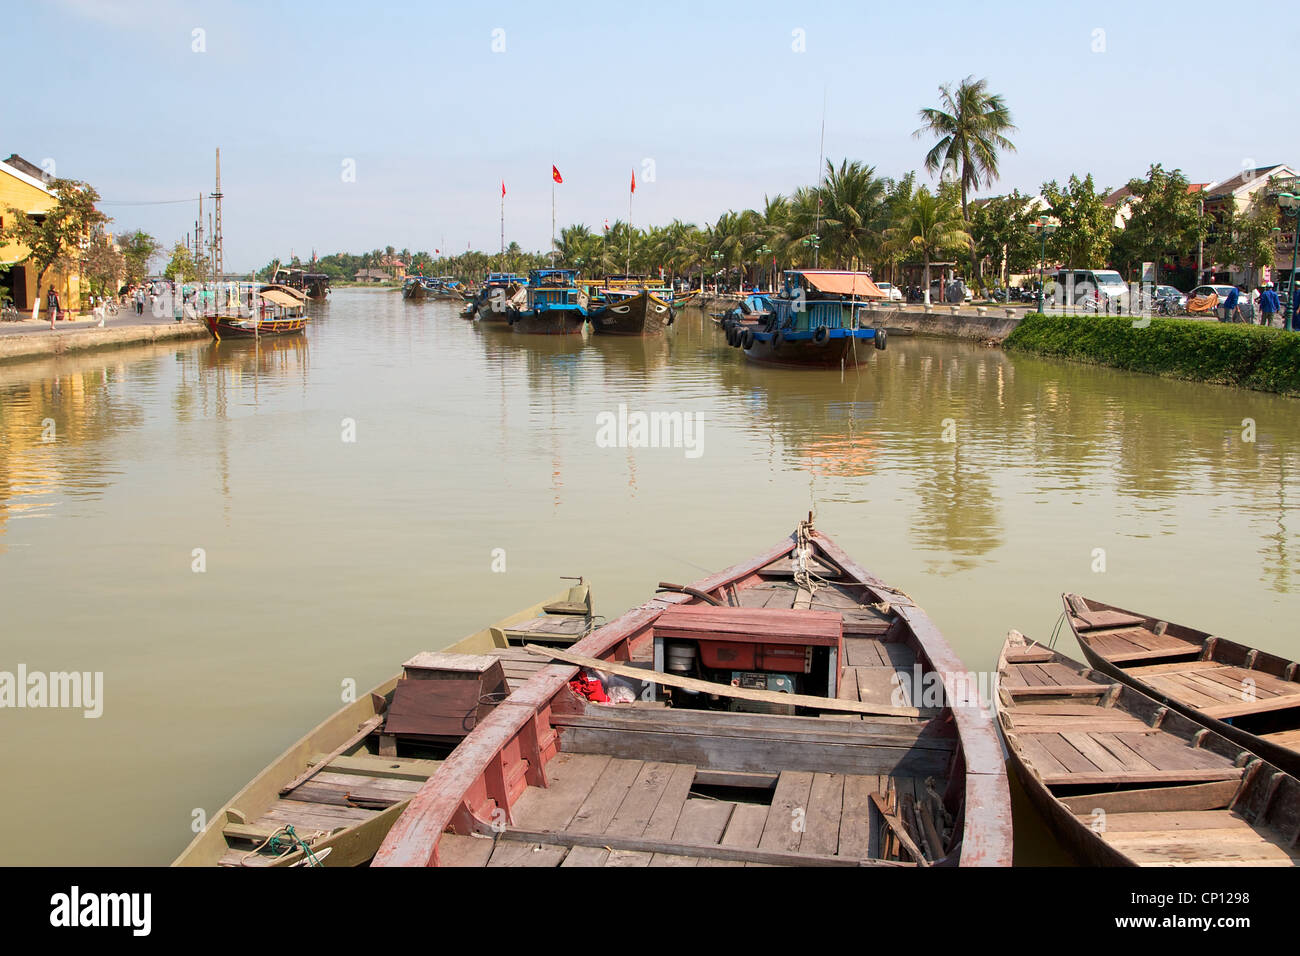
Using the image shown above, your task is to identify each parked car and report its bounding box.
[874,281,904,302]
[1049,269,1130,311]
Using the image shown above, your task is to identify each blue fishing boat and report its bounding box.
[464,273,529,322]
[723,270,888,368]
[508,269,588,335]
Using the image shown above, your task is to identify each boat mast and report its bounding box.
[211,148,224,284]
[813,89,826,270]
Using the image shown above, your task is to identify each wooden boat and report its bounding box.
[588,289,674,335]
[204,284,308,340]
[509,268,588,335]
[467,273,528,324]
[731,270,888,368]
[172,580,595,867]
[272,267,330,299]
[402,276,431,301]
[372,519,1012,867]
[1063,594,1300,778]
[997,629,1300,866]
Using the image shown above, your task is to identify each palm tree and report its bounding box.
[915,76,1016,275]
[818,160,886,270]
[884,186,971,305]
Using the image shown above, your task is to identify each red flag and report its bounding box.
[501,180,506,197]
[603,218,609,232]
[552,165,563,184]
[630,169,636,194]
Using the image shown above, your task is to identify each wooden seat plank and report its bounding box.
[837,775,874,860]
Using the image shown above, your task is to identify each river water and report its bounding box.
[1,287,1297,865]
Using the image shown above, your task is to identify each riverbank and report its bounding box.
[0,318,210,364]
[1005,312,1300,396]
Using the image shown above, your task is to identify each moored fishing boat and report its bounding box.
[373,519,1012,867]
[402,276,432,301]
[172,579,595,866]
[730,270,888,368]
[273,267,330,299]
[1063,594,1300,778]
[997,629,1300,866]
[204,283,309,340]
[509,268,588,335]
[466,272,528,323]
[586,279,675,336]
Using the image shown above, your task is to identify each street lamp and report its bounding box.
[710,251,723,293]
[1027,215,1059,314]
[758,245,772,291]
[1278,193,1300,332]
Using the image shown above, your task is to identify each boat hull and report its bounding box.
[509,309,586,335]
[402,283,429,301]
[205,316,306,339]
[589,291,673,336]
[741,331,874,369]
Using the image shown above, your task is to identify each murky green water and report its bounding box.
[1,287,1297,864]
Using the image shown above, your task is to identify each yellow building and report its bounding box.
[1,155,84,315]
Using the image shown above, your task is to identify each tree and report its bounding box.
[1111,164,1205,285]
[915,76,1017,273]
[116,229,161,286]
[1212,198,1280,288]
[970,191,1037,288]
[163,242,199,280]
[817,159,885,270]
[884,185,970,304]
[81,231,125,297]
[1041,174,1114,269]
[0,177,108,314]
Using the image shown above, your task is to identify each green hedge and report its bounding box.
[1004,313,1300,396]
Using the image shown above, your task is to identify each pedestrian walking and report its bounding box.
[1259,282,1280,327]
[134,287,145,315]
[46,286,60,328]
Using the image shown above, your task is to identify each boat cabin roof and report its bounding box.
[784,270,886,299]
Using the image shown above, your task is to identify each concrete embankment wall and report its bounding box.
[859,307,1023,344]
[0,322,210,364]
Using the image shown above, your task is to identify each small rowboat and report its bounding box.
[373,519,1011,868]
[1063,594,1300,777]
[997,630,1300,866]
[172,580,594,867]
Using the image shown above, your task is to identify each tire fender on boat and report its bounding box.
[741,329,755,350]
[874,328,888,350]
[771,331,783,350]
[813,325,829,346]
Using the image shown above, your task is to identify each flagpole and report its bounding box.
[499,182,505,272]
[552,179,556,259]
[627,170,634,276]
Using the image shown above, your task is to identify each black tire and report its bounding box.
[874,328,888,350]
[741,329,755,350]
[771,331,783,351]
[813,325,829,346]
[726,324,738,346]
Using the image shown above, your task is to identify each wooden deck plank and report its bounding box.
[568,758,643,835]
[699,803,770,867]
[800,773,846,857]
[649,799,735,866]
[759,771,815,853]
[437,833,496,867]
[837,775,874,860]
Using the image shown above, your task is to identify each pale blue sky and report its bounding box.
[6,0,1295,269]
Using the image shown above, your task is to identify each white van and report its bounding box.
[1049,269,1130,311]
